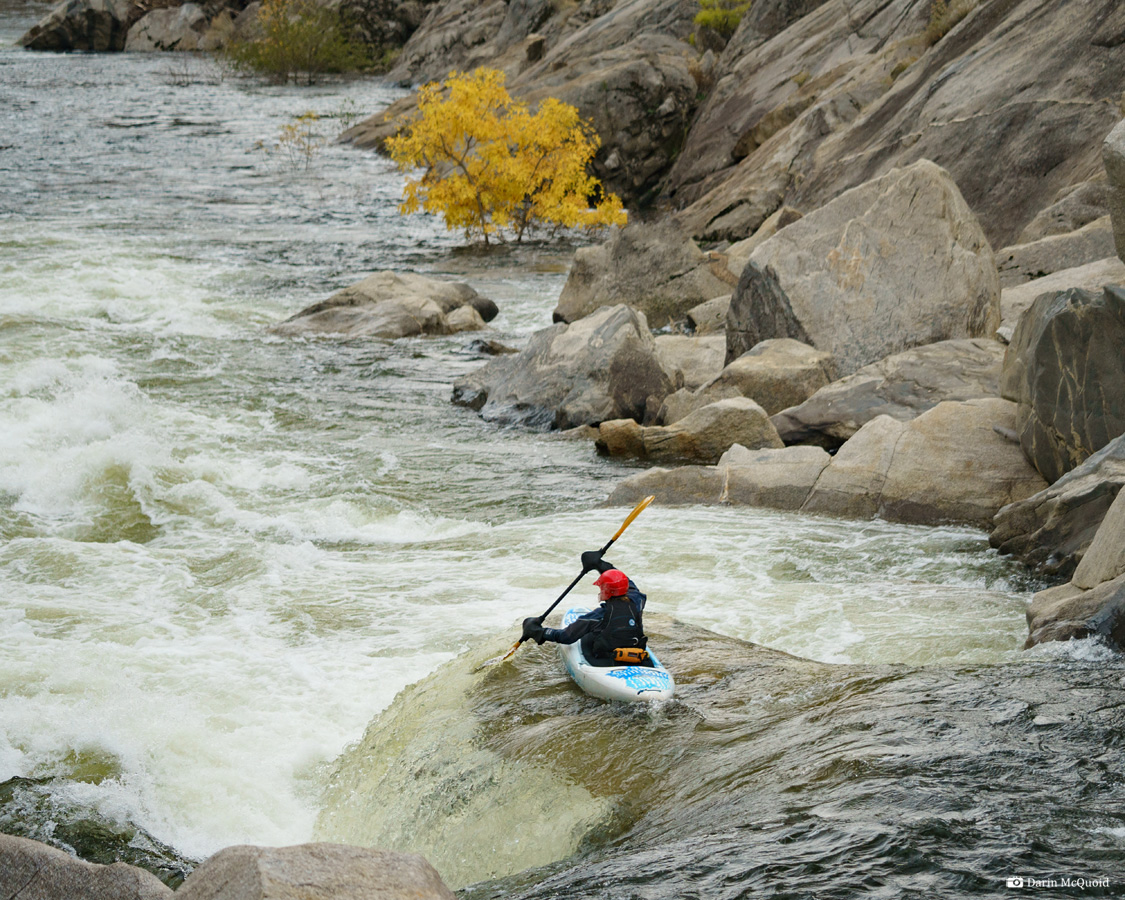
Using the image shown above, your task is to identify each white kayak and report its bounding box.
[557,606,675,703]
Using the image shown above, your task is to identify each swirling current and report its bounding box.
[1,3,1122,897]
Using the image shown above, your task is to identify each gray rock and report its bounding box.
[452,304,675,429]
[596,397,783,463]
[603,464,727,507]
[995,216,1116,288]
[726,160,999,374]
[552,220,735,327]
[1104,117,1125,264]
[125,4,208,51]
[1072,488,1125,591]
[723,206,803,277]
[719,443,831,510]
[787,0,1125,251]
[998,256,1125,343]
[19,0,138,51]
[653,334,726,390]
[1001,285,1125,483]
[1016,178,1111,244]
[662,338,836,424]
[1025,574,1125,650]
[175,843,455,900]
[772,338,1005,448]
[990,434,1125,579]
[669,0,925,237]
[684,295,731,335]
[271,271,496,340]
[802,399,1047,528]
[0,833,171,900]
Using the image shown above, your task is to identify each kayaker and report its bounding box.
[521,551,651,667]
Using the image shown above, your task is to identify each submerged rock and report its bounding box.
[452,304,675,429]
[271,271,497,340]
[725,160,999,374]
[175,844,455,900]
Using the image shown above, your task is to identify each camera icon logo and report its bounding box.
[1007,877,1025,888]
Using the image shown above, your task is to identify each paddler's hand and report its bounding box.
[521,616,546,645]
[580,550,605,573]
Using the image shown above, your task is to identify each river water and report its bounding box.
[1,2,1123,896]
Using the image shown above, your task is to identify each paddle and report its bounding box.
[475,494,655,671]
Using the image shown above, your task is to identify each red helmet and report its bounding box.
[594,568,629,601]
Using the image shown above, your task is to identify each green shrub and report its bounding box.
[224,0,370,84]
[694,0,752,38]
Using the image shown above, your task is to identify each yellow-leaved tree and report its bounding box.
[386,68,627,244]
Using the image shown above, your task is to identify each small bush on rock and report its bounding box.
[694,0,752,38]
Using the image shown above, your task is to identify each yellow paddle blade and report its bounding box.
[611,494,655,542]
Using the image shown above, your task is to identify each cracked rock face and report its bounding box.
[726,160,999,375]
[1001,285,1125,484]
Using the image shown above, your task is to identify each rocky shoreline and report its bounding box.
[21,0,1124,651]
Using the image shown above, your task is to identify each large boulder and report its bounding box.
[552,220,735,327]
[452,304,675,429]
[771,338,1005,448]
[0,833,171,900]
[271,271,497,340]
[125,4,209,51]
[1000,285,1125,483]
[1072,487,1125,591]
[725,160,999,373]
[1104,117,1125,264]
[719,443,832,509]
[998,256,1125,342]
[19,0,139,51]
[596,397,783,463]
[660,338,836,424]
[802,399,1048,528]
[175,843,455,900]
[990,434,1125,579]
[995,217,1117,288]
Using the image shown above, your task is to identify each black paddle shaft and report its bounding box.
[535,534,617,624]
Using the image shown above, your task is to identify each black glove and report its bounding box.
[522,616,546,644]
[581,550,610,573]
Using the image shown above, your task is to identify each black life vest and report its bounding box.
[586,596,647,662]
